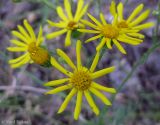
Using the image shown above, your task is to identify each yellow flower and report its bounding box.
[46,0,89,47]
[44,40,116,120]
[7,20,50,68]
[110,1,154,31]
[78,12,144,54]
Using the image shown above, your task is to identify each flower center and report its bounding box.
[117,20,128,28]
[100,25,119,38]
[67,21,77,30]
[70,67,92,90]
[28,42,50,65]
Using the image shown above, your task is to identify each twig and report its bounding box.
[0,85,47,93]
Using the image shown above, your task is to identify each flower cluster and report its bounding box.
[7,0,154,120]
[78,1,154,54]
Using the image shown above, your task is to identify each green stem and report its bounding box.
[99,46,107,60]
[41,0,56,10]
[97,42,160,124]
[115,42,160,95]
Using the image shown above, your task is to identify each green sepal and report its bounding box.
[40,56,52,68]
[72,29,82,39]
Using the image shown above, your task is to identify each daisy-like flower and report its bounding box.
[110,1,154,32]
[44,40,116,120]
[7,20,50,68]
[46,0,89,47]
[78,12,144,54]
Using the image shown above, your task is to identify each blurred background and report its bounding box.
[0,0,160,125]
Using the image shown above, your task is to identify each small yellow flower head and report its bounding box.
[110,1,154,30]
[46,0,89,47]
[100,25,119,38]
[44,40,116,120]
[7,20,50,68]
[67,21,77,30]
[28,42,50,66]
[70,67,91,90]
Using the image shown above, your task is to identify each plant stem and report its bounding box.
[97,42,160,124]
[41,0,56,10]
[114,42,160,97]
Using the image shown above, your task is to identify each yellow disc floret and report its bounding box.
[67,21,77,30]
[70,67,92,90]
[28,42,50,65]
[100,25,119,38]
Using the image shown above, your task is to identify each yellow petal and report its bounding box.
[7,47,27,52]
[112,14,118,26]
[10,39,27,47]
[117,35,142,45]
[120,29,139,33]
[127,33,145,39]
[50,57,72,77]
[78,23,85,28]
[91,66,115,79]
[77,4,89,21]
[112,39,126,54]
[65,30,72,47]
[129,9,150,27]
[57,49,76,70]
[12,31,29,43]
[58,88,77,113]
[56,6,68,21]
[132,22,154,30]
[87,13,102,26]
[127,4,144,23]
[23,19,36,41]
[44,78,69,86]
[74,0,84,21]
[84,90,99,115]
[36,26,43,46]
[89,87,111,105]
[91,82,116,93]
[76,40,82,68]
[64,0,73,20]
[9,53,29,64]
[85,34,102,43]
[74,91,83,120]
[46,29,67,40]
[100,12,107,25]
[110,1,116,16]
[117,2,124,20]
[96,37,106,51]
[10,55,30,68]
[121,34,143,42]
[47,20,66,28]
[124,34,143,41]
[106,38,112,49]
[80,19,99,30]
[78,29,100,34]
[45,84,72,94]
[90,51,100,72]
[17,25,31,41]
